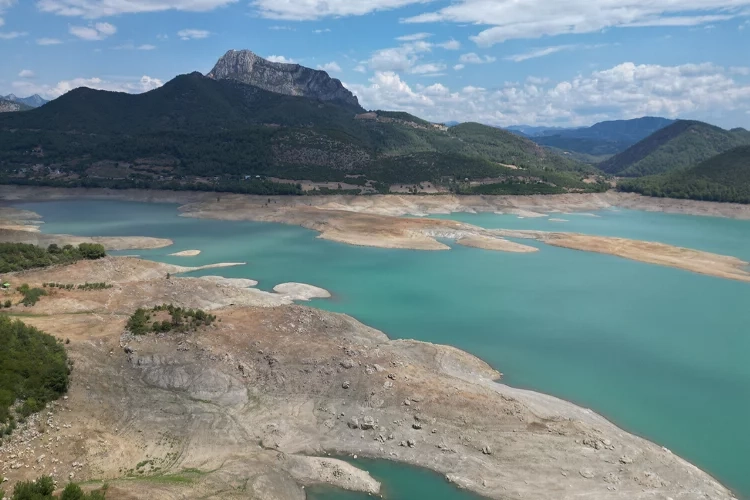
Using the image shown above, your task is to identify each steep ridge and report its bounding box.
[3,93,48,108]
[599,120,750,177]
[208,49,362,110]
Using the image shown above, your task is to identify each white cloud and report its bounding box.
[37,0,238,17]
[741,20,750,30]
[730,66,750,76]
[505,44,578,62]
[348,62,750,127]
[313,28,331,33]
[37,37,63,45]
[403,0,750,46]
[12,74,163,99]
[459,52,496,64]
[253,0,425,20]
[411,63,446,74]
[0,0,13,27]
[437,39,460,50]
[269,25,295,31]
[114,42,156,50]
[177,29,210,40]
[69,22,116,40]
[396,32,431,41]
[354,65,367,73]
[18,69,35,78]
[267,55,296,64]
[0,30,26,39]
[453,64,465,71]
[317,61,342,73]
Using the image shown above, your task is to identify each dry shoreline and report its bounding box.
[2,186,749,283]
[0,256,737,500]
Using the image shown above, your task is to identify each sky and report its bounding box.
[1,0,750,128]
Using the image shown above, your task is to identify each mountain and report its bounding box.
[0,97,31,113]
[3,94,48,108]
[207,49,362,110]
[506,125,576,137]
[0,54,605,196]
[599,120,750,177]
[520,117,675,157]
[618,145,750,203]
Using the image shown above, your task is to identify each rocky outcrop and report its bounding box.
[0,98,26,113]
[207,49,362,110]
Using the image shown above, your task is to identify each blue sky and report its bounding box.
[1,0,749,128]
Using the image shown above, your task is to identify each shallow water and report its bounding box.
[13,200,750,499]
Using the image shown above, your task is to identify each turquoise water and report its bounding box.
[12,200,750,499]
[305,459,485,500]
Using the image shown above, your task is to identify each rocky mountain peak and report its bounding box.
[207,49,362,110]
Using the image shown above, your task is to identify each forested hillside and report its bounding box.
[599,121,750,177]
[0,72,607,196]
[618,145,750,203]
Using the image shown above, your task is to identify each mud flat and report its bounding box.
[169,249,201,257]
[0,255,737,500]
[0,227,173,251]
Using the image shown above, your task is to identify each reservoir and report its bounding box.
[13,200,750,499]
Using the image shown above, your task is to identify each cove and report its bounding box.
[12,200,750,499]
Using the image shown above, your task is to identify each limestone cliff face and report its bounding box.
[207,50,362,110]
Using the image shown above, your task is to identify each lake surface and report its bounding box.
[12,200,750,499]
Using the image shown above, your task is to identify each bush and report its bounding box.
[77,243,106,260]
[0,317,69,428]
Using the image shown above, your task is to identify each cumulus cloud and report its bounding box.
[37,0,238,17]
[69,22,116,40]
[317,61,342,73]
[177,29,210,40]
[403,0,750,46]
[267,55,296,64]
[437,39,460,50]
[37,37,63,45]
[459,52,495,64]
[348,62,750,127]
[364,39,452,76]
[12,75,163,99]
[18,69,35,78]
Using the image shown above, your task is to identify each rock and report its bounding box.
[123,346,133,354]
[407,439,416,448]
[579,468,595,479]
[340,359,355,369]
[482,445,492,455]
[403,399,411,406]
[387,373,396,380]
[342,381,350,389]
[360,416,376,430]
[207,50,362,109]
[347,417,360,429]
[412,422,422,430]
[619,455,633,464]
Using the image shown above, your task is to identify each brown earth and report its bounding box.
[0,257,737,500]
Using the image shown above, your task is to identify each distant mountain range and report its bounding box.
[2,94,48,108]
[0,97,31,113]
[0,51,605,197]
[506,117,676,158]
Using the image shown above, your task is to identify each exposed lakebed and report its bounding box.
[12,200,750,499]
